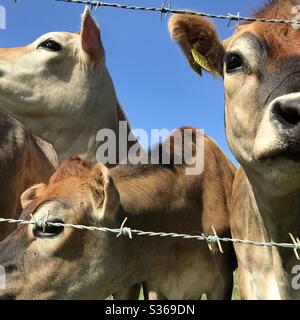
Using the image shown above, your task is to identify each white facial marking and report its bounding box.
[31,202,62,228]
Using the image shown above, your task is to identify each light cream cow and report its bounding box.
[0,7,133,163]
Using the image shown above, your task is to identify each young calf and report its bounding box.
[0,128,236,300]
[169,0,300,299]
[0,111,58,240]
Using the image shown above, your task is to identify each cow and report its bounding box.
[0,111,58,241]
[168,0,300,299]
[0,7,134,163]
[0,6,140,299]
[0,128,236,300]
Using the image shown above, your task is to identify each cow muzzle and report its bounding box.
[271,93,300,133]
[254,93,300,161]
[270,93,300,153]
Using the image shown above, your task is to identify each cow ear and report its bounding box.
[90,163,120,220]
[20,183,47,209]
[168,14,224,76]
[80,6,104,64]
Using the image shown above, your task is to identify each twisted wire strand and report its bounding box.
[55,0,300,25]
[1,217,299,252]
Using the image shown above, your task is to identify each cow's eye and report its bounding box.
[225,53,244,73]
[33,219,64,239]
[37,39,62,52]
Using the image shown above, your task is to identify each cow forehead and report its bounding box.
[225,31,266,57]
[27,179,91,217]
[226,22,300,60]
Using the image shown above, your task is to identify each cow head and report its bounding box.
[0,156,121,299]
[169,0,300,193]
[0,7,117,158]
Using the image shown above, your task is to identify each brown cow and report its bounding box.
[0,128,236,300]
[0,111,58,240]
[169,0,300,299]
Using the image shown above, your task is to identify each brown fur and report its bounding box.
[0,111,58,240]
[237,0,300,65]
[169,14,224,76]
[49,156,94,184]
[251,0,297,20]
[0,128,237,300]
[170,1,300,73]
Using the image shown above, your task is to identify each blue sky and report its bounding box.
[0,0,264,165]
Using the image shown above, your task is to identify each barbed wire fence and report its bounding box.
[3,1,299,260]
[1,217,300,259]
[54,0,300,26]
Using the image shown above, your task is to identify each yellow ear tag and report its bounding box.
[191,46,211,72]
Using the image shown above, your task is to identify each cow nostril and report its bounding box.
[274,102,300,126]
[4,264,17,275]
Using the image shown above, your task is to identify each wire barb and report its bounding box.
[212,226,224,254]
[202,227,223,254]
[236,12,241,29]
[160,1,172,21]
[204,234,215,252]
[116,217,132,239]
[227,12,241,29]
[42,210,50,234]
[289,233,300,260]
[30,213,38,226]
[160,0,166,21]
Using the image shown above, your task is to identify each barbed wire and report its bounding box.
[1,217,300,259]
[55,0,300,25]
